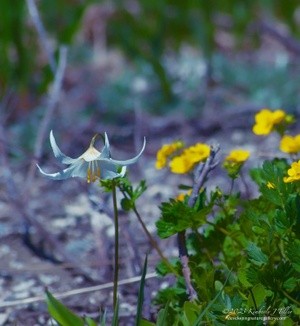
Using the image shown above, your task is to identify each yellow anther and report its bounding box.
[87,168,92,183]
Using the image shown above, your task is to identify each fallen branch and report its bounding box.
[0,272,157,308]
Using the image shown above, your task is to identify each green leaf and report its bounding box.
[156,199,209,238]
[283,277,299,292]
[285,240,300,272]
[84,316,98,326]
[182,301,199,324]
[251,226,265,235]
[246,266,260,285]
[99,309,107,326]
[246,242,268,267]
[238,267,253,288]
[155,258,179,276]
[135,255,148,326]
[121,197,133,211]
[247,284,273,308]
[112,297,119,326]
[140,320,155,326]
[192,270,232,325]
[46,290,84,326]
[156,302,169,326]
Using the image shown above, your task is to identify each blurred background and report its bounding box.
[1,0,300,324]
[2,0,300,131]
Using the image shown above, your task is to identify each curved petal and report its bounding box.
[37,160,86,180]
[50,130,76,164]
[37,164,75,180]
[98,161,126,179]
[100,137,146,166]
[101,165,127,180]
[99,132,111,159]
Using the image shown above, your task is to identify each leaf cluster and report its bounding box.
[156,190,212,238]
[154,159,300,323]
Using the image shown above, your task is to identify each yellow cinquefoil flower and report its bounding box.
[170,143,210,174]
[284,160,300,183]
[176,189,192,201]
[252,109,286,135]
[280,135,300,154]
[224,149,250,163]
[223,149,250,179]
[37,131,146,183]
[155,141,184,169]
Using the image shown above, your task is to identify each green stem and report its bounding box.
[112,180,119,310]
[282,290,300,306]
[132,204,178,275]
[206,221,244,249]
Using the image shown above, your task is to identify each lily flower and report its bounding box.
[37,131,146,182]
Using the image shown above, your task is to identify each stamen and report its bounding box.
[91,161,96,182]
[87,166,92,183]
[87,161,100,183]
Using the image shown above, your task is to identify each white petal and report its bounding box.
[101,137,146,166]
[37,164,75,180]
[100,132,111,158]
[50,130,76,164]
[37,161,86,180]
[70,160,88,178]
[101,166,127,180]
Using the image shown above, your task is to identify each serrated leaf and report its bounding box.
[285,240,300,272]
[246,265,260,285]
[246,242,268,266]
[283,277,298,292]
[192,271,232,325]
[156,199,209,238]
[155,258,179,276]
[46,290,84,326]
[237,268,252,288]
[247,283,273,308]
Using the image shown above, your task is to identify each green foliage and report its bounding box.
[153,157,300,324]
[46,289,85,326]
[0,0,29,91]
[39,0,93,44]
[156,190,211,238]
[107,0,300,105]
[118,178,147,211]
[0,0,93,93]
[136,255,148,326]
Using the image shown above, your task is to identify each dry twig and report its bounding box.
[177,144,220,301]
[26,0,57,73]
[26,45,68,186]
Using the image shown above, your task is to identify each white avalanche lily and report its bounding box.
[37,131,146,182]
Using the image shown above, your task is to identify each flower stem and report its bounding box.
[132,204,179,276]
[111,180,119,310]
